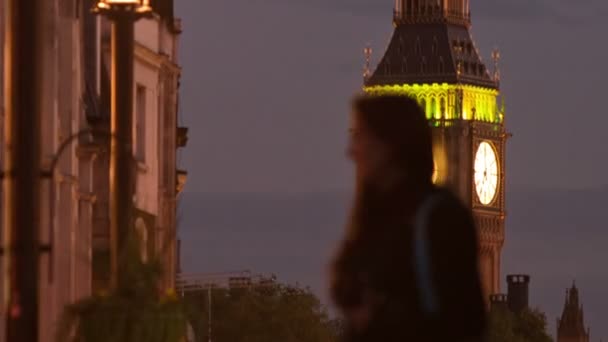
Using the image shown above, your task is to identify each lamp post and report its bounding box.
[2,1,43,341]
[93,0,151,289]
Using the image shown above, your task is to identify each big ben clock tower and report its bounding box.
[364,0,508,299]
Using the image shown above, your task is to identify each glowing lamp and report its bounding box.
[95,0,152,14]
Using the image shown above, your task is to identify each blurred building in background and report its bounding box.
[0,0,185,341]
[177,271,277,294]
[489,277,592,342]
[557,283,590,342]
[490,274,530,314]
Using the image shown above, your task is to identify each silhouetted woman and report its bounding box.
[331,95,486,341]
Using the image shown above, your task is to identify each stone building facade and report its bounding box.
[0,1,185,340]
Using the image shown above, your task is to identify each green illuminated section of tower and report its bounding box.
[364,84,504,124]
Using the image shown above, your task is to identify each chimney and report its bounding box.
[490,293,509,312]
[507,274,530,314]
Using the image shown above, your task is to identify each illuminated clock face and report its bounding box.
[474,141,499,205]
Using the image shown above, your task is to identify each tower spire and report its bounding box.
[363,44,373,82]
[491,48,501,84]
[557,282,590,342]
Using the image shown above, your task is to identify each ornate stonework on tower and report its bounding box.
[365,0,507,299]
[557,283,590,342]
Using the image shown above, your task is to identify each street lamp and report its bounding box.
[94,0,152,290]
[95,0,152,14]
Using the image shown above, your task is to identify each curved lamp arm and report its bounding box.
[41,128,115,282]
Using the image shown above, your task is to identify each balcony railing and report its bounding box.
[176,271,276,293]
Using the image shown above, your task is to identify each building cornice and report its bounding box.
[134,43,181,74]
[101,41,181,75]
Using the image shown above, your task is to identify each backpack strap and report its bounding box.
[413,193,444,316]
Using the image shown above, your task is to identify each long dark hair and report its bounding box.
[346,94,434,241]
[352,94,434,183]
[331,94,435,313]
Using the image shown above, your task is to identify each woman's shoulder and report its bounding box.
[423,186,475,227]
[426,186,467,210]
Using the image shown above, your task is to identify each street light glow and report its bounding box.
[95,0,152,14]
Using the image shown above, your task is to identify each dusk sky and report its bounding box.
[175,0,608,339]
[176,0,608,194]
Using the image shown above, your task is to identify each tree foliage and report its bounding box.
[55,235,196,342]
[184,282,340,342]
[487,308,553,342]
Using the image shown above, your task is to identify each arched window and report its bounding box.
[440,97,447,119]
[135,218,148,263]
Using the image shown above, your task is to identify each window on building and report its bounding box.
[135,218,148,263]
[135,84,146,162]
